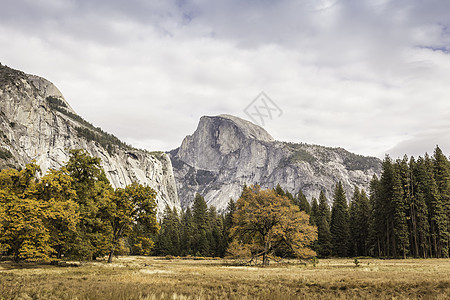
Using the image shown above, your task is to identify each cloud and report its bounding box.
[1,0,450,158]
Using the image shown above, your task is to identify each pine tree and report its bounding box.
[317,191,332,257]
[357,189,371,256]
[368,175,383,256]
[208,207,225,257]
[432,146,450,257]
[156,205,181,256]
[379,155,395,257]
[330,182,349,257]
[275,184,285,197]
[349,187,360,257]
[310,197,319,226]
[412,157,431,258]
[297,190,311,215]
[392,162,409,258]
[192,193,209,256]
[223,199,236,255]
[180,207,195,256]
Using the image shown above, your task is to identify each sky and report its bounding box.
[1,0,450,159]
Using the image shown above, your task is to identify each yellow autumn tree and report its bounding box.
[106,182,159,263]
[0,164,54,262]
[229,185,317,265]
[35,168,79,259]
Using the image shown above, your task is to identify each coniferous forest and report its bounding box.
[0,146,449,262]
[155,145,450,260]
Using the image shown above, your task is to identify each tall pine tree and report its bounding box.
[432,146,450,257]
[330,182,349,257]
[317,191,332,257]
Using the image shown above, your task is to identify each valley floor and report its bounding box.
[0,257,449,299]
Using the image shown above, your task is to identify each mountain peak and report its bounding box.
[208,114,274,142]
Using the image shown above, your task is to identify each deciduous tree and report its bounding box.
[229,185,317,265]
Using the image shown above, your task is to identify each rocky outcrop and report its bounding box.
[0,64,179,214]
[170,114,381,211]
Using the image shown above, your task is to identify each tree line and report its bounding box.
[0,149,159,263]
[305,146,449,259]
[1,146,449,262]
[154,186,317,264]
[157,146,449,260]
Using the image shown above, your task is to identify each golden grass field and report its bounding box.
[0,256,449,299]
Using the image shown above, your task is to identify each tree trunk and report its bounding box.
[107,248,114,263]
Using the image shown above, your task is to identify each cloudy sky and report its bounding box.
[1,0,450,158]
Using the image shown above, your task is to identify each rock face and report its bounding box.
[170,114,381,211]
[0,64,179,214]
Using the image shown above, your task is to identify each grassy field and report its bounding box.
[0,257,449,299]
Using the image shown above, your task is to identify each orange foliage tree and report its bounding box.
[228,185,317,265]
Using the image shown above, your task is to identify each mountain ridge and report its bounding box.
[170,114,381,211]
[1,63,381,214]
[0,63,180,215]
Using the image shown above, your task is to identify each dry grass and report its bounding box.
[0,257,449,299]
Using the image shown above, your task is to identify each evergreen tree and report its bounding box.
[192,193,209,256]
[379,155,395,257]
[275,183,285,197]
[297,190,311,215]
[432,146,450,257]
[411,157,431,258]
[223,199,236,255]
[349,187,360,257]
[208,207,225,257]
[392,162,409,258]
[156,205,181,256]
[316,191,332,257]
[180,207,195,256]
[358,189,371,256]
[368,175,383,256]
[330,182,349,257]
[310,197,319,226]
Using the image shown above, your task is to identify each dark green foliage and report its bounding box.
[287,149,316,164]
[431,147,449,258]
[180,207,195,256]
[46,96,67,109]
[156,205,181,256]
[330,182,349,257]
[310,197,319,226]
[348,188,370,257]
[223,199,236,253]
[297,190,311,215]
[45,96,131,154]
[0,148,12,160]
[274,184,285,197]
[155,193,230,257]
[74,127,128,155]
[411,156,432,257]
[393,158,410,259]
[316,191,332,257]
[343,153,382,172]
[367,147,450,258]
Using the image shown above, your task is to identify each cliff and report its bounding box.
[0,64,179,214]
[170,114,381,211]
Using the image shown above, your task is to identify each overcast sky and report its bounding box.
[1,0,450,158]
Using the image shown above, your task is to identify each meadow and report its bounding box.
[0,257,449,299]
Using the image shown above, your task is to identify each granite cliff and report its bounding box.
[1,63,382,215]
[0,64,179,214]
[170,114,382,211]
